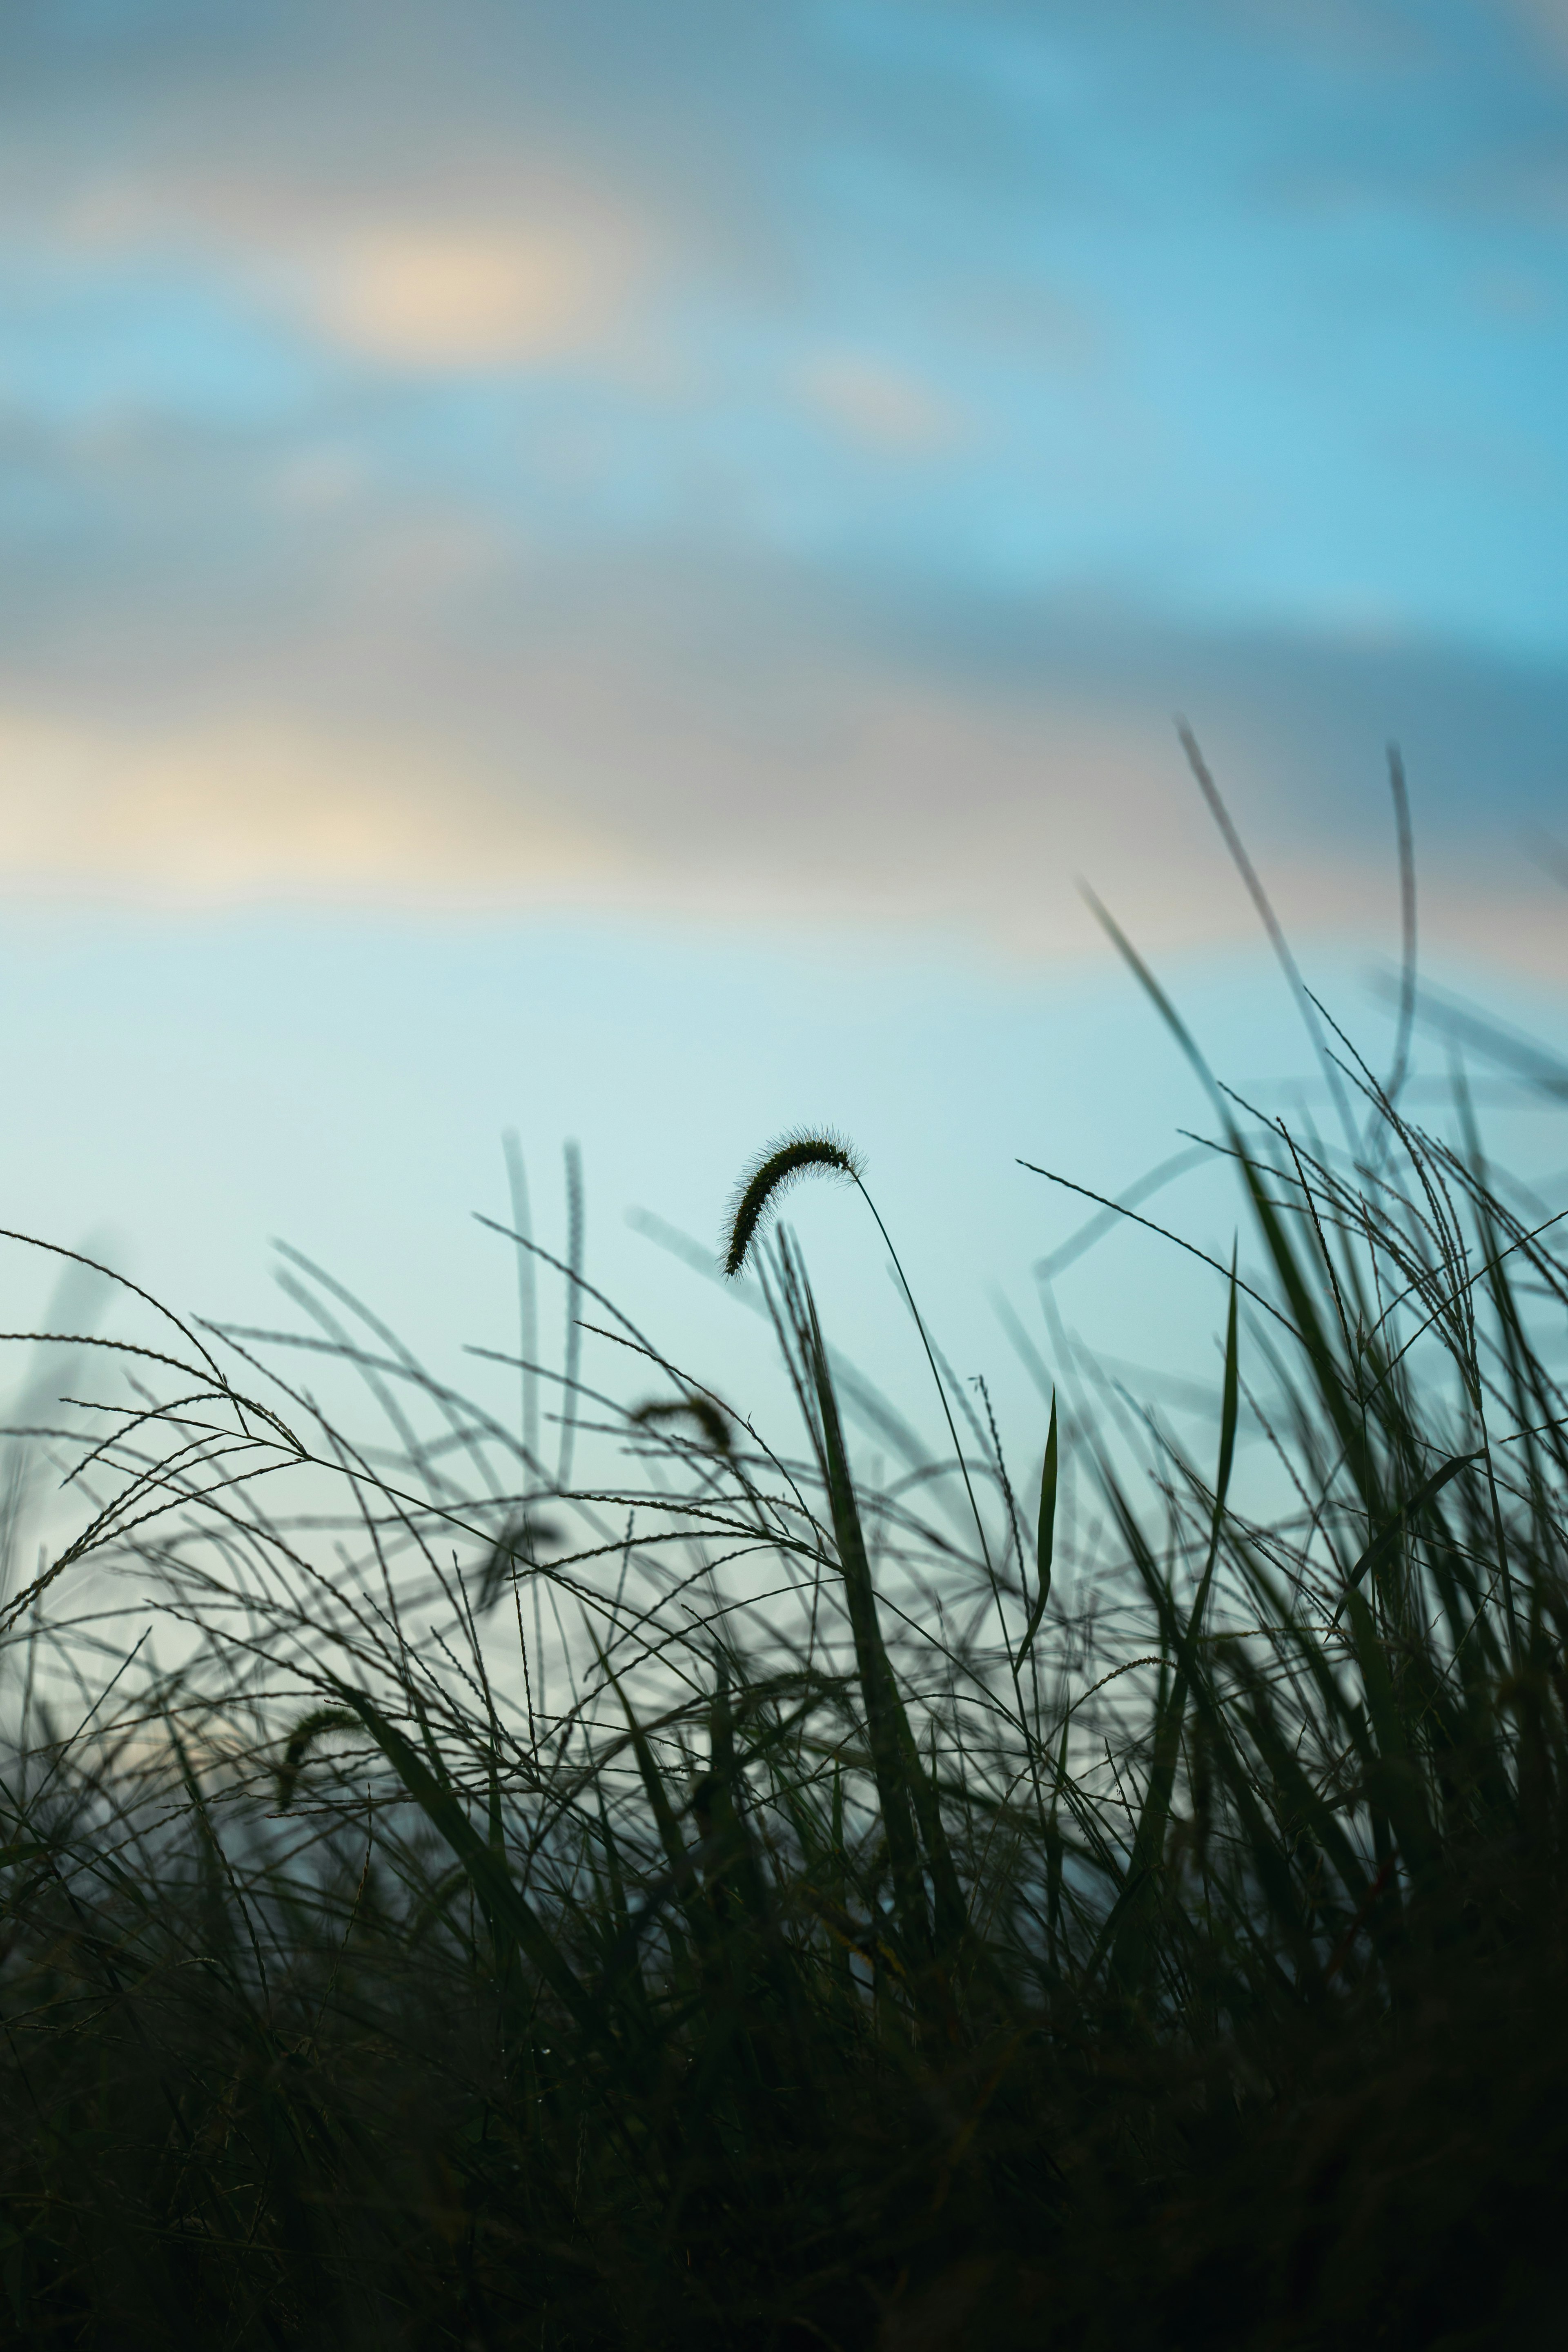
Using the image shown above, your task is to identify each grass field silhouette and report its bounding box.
[2,792,1565,2348]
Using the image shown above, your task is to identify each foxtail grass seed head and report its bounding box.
[275,1706,358,1811]
[722,1129,863,1277]
[628,1394,733,1453]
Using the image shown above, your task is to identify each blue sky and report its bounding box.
[0,0,1565,1435]
[0,0,1564,939]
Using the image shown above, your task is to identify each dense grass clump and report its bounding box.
[1,964,1567,2347]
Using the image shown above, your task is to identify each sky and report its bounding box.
[0,0,1566,1453]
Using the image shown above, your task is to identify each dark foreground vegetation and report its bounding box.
[2,904,1567,2347]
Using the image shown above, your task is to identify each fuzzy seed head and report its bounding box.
[629,1394,733,1454]
[722,1129,864,1278]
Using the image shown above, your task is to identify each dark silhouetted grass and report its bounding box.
[2,952,1567,2349]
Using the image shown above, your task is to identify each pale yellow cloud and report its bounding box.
[309,220,647,369]
[53,170,657,374]
[0,709,619,903]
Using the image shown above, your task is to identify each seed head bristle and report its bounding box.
[722,1129,864,1278]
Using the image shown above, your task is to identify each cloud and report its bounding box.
[0,0,1560,991]
[5,563,1565,991]
[797,354,964,453]
[45,169,661,378]
[0,668,1217,948]
[0,706,619,903]
[305,221,645,369]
